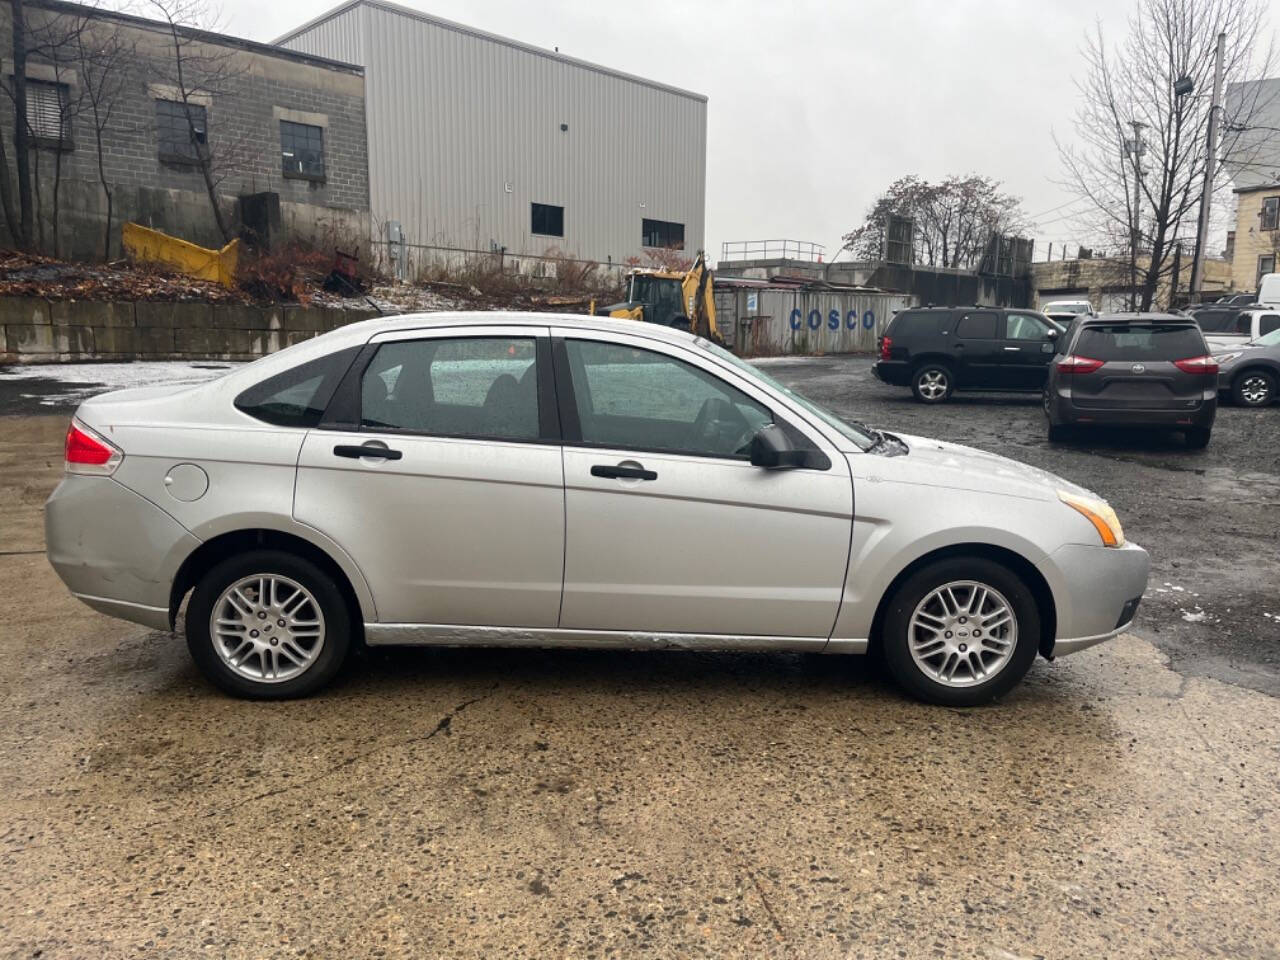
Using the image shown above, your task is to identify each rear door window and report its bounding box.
[1075,325,1206,361]
[954,312,998,339]
[1259,314,1280,336]
[360,337,540,441]
[235,347,359,427]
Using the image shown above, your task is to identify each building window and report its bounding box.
[280,120,325,180]
[642,218,684,250]
[531,203,563,237]
[1260,255,1276,289]
[1262,197,1279,232]
[25,79,69,143]
[156,99,206,164]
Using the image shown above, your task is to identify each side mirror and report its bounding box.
[750,423,809,469]
[1046,327,1060,340]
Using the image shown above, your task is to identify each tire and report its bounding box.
[185,549,352,699]
[1184,426,1211,450]
[879,557,1040,707]
[1232,369,1275,407]
[1047,423,1071,443]
[910,363,953,404]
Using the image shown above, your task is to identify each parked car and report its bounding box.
[1189,303,1246,339]
[45,313,1149,707]
[1040,299,1094,317]
[1044,313,1218,447]
[1214,325,1280,407]
[1201,307,1280,353]
[873,306,1063,403]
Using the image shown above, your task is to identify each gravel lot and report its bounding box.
[1,354,1278,959]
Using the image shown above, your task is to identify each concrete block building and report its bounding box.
[276,0,707,271]
[0,0,371,258]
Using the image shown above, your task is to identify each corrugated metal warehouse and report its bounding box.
[276,0,707,270]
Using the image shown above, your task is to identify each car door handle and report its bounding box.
[334,443,403,461]
[591,464,657,481]
[1003,346,1022,352]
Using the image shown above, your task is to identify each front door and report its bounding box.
[294,329,565,627]
[996,312,1059,389]
[553,330,853,639]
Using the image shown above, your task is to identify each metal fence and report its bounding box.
[719,240,827,263]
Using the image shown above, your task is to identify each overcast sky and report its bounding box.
[197,0,1268,262]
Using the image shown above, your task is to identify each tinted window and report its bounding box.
[1074,325,1206,361]
[565,340,770,458]
[954,313,998,339]
[1006,314,1050,340]
[1193,309,1237,333]
[531,203,564,237]
[361,337,539,441]
[888,311,941,338]
[235,348,358,427]
[1260,314,1280,337]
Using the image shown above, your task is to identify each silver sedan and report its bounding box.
[46,313,1149,705]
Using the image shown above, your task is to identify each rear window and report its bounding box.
[888,311,943,338]
[234,347,359,427]
[1074,325,1206,361]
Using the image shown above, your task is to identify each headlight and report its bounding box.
[1058,490,1125,547]
[1213,352,1243,365]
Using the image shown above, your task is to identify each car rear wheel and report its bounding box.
[1232,370,1275,407]
[185,550,351,699]
[911,364,953,403]
[879,557,1040,706]
[1185,427,1211,450]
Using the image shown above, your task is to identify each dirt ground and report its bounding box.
[1,357,1279,959]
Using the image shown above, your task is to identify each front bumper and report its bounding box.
[45,475,199,631]
[1036,540,1150,657]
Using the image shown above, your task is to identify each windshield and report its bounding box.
[697,340,876,450]
[1253,327,1280,347]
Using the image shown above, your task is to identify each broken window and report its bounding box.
[642,218,684,250]
[25,79,68,142]
[156,99,206,163]
[280,120,325,179]
[531,203,564,238]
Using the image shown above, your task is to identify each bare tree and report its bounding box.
[843,174,1028,270]
[145,0,247,243]
[1057,0,1276,310]
[73,19,132,259]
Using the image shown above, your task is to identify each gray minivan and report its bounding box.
[1044,314,1218,448]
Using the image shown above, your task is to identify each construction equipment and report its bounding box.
[593,250,720,341]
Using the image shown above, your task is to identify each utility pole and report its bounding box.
[1190,31,1226,298]
[1126,120,1146,309]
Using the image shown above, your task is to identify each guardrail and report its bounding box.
[720,240,827,263]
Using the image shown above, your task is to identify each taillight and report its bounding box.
[65,420,122,475]
[879,335,892,361]
[1173,355,1219,375]
[1056,355,1104,374]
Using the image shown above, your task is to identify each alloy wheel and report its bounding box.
[908,580,1017,687]
[1240,374,1272,406]
[210,574,326,683]
[917,370,949,400]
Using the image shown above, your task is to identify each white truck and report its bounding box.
[1204,305,1280,353]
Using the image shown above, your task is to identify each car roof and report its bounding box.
[329,310,702,347]
[1079,312,1194,325]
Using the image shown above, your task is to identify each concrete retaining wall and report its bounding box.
[0,298,381,363]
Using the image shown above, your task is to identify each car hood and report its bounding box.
[854,432,1095,502]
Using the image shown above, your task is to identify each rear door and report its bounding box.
[294,326,565,627]
[995,312,1059,388]
[1067,323,1211,411]
[949,311,1004,386]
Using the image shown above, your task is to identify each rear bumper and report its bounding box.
[1047,390,1217,428]
[872,361,911,386]
[1036,540,1149,657]
[45,475,198,631]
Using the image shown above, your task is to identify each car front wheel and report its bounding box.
[911,364,953,403]
[879,557,1040,706]
[185,550,351,699]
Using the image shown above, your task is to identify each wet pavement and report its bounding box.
[2,357,1280,958]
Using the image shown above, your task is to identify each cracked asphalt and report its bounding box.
[2,356,1280,959]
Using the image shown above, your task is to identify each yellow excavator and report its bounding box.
[592,250,720,342]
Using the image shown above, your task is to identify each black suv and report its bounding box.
[873,306,1062,403]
